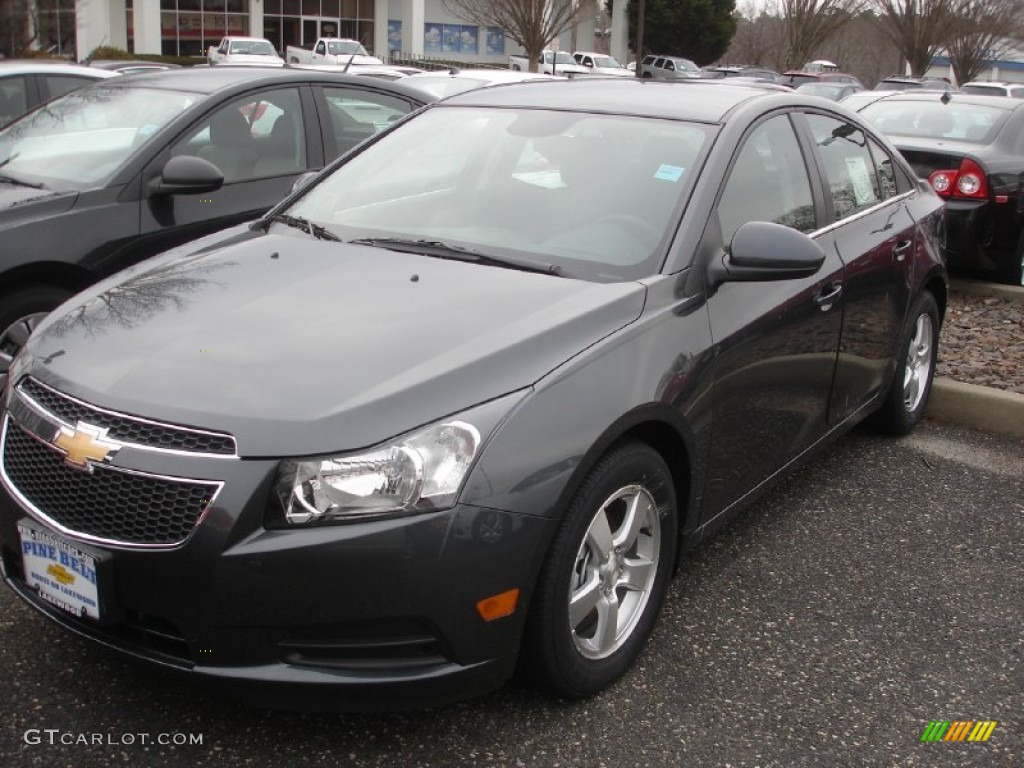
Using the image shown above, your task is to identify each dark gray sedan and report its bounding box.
[0,67,429,386]
[0,79,946,711]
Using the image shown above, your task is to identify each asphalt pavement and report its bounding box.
[0,419,1020,768]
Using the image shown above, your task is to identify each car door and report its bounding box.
[800,113,913,423]
[701,112,845,517]
[135,84,322,260]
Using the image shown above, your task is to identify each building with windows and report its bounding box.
[39,0,627,69]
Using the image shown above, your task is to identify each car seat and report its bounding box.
[254,113,302,177]
[197,108,256,182]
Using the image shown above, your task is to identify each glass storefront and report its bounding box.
[156,0,250,56]
[36,0,77,58]
[263,0,375,55]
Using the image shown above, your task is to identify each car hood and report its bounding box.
[0,186,76,228]
[553,64,591,75]
[21,232,646,456]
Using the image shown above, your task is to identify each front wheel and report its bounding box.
[0,284,72,392]
[522,441,678,698]
[869,291,940,435]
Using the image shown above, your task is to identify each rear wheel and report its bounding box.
[998,234,1024,285]
[869,291,940,435]
[0,285,72,391]
[522,441,677,698]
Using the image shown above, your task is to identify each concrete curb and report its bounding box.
[927,377,1024,439]
[949,278,1024,301]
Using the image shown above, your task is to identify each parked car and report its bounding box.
[795,82,863,101]
[960,80,1024,98]
[286,37,382,67]
[87,60,182,75]
[0,60,116,128]
[572,51,632,77]
[699,65,780,81]
[857,91,1024,284]
[0,67,430,369]
[207,36,285,67]
[402,68,558,99]
[509,51,588,76]
[0,78,947,711]
[778,70,863,89]
[873,75,954,92]
[640,54,701,80]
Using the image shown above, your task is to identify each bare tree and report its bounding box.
[781,0,863,70]
[727,2,786,67]
[945,0,1019,84]
[442,0,590,72]
[869,0,957,76]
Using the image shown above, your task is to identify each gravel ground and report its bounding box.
[937,289,1024,394]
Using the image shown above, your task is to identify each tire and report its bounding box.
[522,441,678,699]
[998,234,1024,286]
[0,284,73,391]
[869,291,940,436]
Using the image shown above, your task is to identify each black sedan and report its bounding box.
[857,90,1024,284]
[0,67,429,384]
[0,79,946,711]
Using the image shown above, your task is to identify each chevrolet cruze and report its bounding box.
[0,80,947,710]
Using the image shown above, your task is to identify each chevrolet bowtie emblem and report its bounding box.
[52,422,121,473]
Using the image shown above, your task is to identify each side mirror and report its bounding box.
[148,155,224,196]
[289,171,318,195]
[708,221,825,287]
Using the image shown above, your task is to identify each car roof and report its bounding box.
[95,65,430,100]
[0,60,118,78]
[441,78,795,122]
[858,90,1024,111]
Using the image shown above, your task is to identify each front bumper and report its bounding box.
[0,388,555,711]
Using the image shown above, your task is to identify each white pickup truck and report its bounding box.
[508,50,589,76]
[286,38,383,67]
[207,37,285,66]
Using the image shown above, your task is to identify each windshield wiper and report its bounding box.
[348,237,563,276]
[0,172,45,189]
[263,213,340,241]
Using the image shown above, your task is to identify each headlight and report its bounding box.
[272,392,526,525]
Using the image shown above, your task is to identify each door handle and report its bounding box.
[814,282,843,312]
[893,239,912,262]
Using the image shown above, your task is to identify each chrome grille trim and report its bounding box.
[16,377,238,458]
[0,414,223,549]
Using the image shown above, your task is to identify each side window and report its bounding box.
[867,137,897,199]
[666,61,676,71]
[41,75,91,101]
[0,76,29,127]
[218,39,229,54]
[171,87,307,183]
[1012,88,1024,99]
[807,114,881,221]
[315,41,326,55]
[718,114,816,244]
[321,87,412,160]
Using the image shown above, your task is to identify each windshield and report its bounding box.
[676,59,700,72]
[282,106,712,281]
[594,56,621,68]
[230,40,277,56]
[860,101,1008,143]
[328,41,369,55]
[0,85,200,189]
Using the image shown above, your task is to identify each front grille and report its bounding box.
[2,422,217,546]
[18,378,236,456]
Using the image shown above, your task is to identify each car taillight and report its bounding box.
[928,159,989,200]
[954,157,988,198]
[929,171,955,195]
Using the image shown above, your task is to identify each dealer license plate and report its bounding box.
[18,521,102,621]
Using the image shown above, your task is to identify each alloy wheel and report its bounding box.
[569,484,661,660]
[903,312,934,413]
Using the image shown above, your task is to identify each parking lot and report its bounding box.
[0,419,1019,768]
